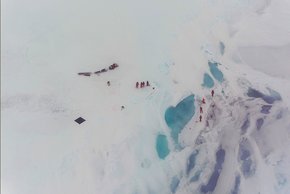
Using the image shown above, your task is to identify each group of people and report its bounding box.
[199,90,214,122]
[136,81,150,88]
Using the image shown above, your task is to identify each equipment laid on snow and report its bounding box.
[79,63,119,77]
[101,68,107,73]
[75,117,86,124]
[109,63,119,70]
[78,72,92,76]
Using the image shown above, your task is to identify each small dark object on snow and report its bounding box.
[107,81,111,86]
[78,72,91,76]
[109,63,119,70]
[75,117,86,124]
[101,68,107,73]
[146,81,150,86]
[121,106,125,110]
[94,70,101,74]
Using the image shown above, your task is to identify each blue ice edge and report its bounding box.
[202,73,214,88]
[187,150,199,175]
[209,61,224,82]
[239,139,255,178]
[247,87,282,104]
[200,147,226,193]
[165,95,195,146]
[170,176,180,194]
[256,118,264,130]
[156,134,170,159]
[241,114,250,135]
[190,170,202,182]
[261,105,272,114]
[231,175,241,194]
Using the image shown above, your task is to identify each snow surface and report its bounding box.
[2,0,290,194]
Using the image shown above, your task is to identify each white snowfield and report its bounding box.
[1,0,290,194]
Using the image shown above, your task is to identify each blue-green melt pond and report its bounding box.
[165,95,195,144]
[202,73,214,88]
[156,134,170,159]
[209,62,224,82]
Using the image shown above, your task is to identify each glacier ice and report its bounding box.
[2,0,290,194]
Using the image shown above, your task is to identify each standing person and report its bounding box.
[136,82,139,88]
[142,82,145,88]
[200,107,203,114]
[146,81,150,86]
[107,81,110,86]
[199,115,202,122]
[211,90,214,97]
[202,98,206,104]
